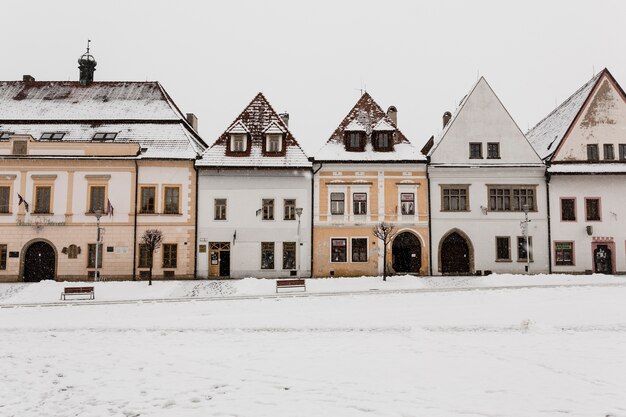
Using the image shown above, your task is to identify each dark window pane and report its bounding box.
[261,242,274,269]
[561,198,576,221]
[496,237,510,260]
[586,198,600,221]
[331,239,347,262]
[351,238,368,262]
[282,242,296,269]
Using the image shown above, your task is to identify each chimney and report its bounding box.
[279,112,289,127]
[186,113,199,131]
[387,106,398,126]
[443,111,452,127]
[22,75,35,82]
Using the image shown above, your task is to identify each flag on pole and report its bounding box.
[106,198,114,218]
[17,193,29,213]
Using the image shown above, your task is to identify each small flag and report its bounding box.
[233,230,237,244]
[17,193,29,213]
[106,199,114,218]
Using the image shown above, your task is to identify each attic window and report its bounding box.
[40,132,65,140]
[373,132,393,151]
[0,132,13,140]
[92,132,117,141]
[266,133,283,153]
[345,131,365,152]
[230,134,247,153]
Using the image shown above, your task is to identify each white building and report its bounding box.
[425,77,549,275]
[527,68,626,274]
[196,93,312,279]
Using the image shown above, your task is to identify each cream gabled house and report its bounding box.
[528,68,626,274]
[313,93,428,277]
[196,93,312,279]
[424,77,548,275]
[0,50,205,282]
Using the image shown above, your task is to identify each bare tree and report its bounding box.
[373,222,397,281]
[141,229,163,286]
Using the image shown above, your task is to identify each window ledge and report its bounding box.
[517,260,534,263]
[495,259,512,263]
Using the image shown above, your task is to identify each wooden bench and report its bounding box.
[61,286,95,300]
[276,279,306,293]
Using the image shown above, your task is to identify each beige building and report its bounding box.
[0,51,205,282]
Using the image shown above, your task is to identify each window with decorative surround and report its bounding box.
[214,199,227,220]
[163,186,180,214]
[555,242,574,266]
[441,185,469,211]
[487,185,536,212]
[262,199,274,220]
[401,193,415,215]
[353,193,367,215]
[284,199,296,220]
[0,186,11,213]
[140,186,156,214]
[560,198,576,221]
[330,192,345,215]
[331,238,347,262]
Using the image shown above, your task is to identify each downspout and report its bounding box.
[193,160,199,279]
[546,169,552,274]
[311,160,323,278]
[132,159,139,280]
[426,158,433,276]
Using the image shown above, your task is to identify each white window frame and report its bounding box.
[397,183,419,220]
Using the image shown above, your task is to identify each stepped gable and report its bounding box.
[198,92,310,168]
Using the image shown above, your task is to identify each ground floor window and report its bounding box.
[351,238,368,262]
[496,237,510,261]
[162,244,178,268]
[0,244,6,270]
[331,238,347,262]
[283,242,296,269]
[517,236,533,261]
[261,242,275,269]
[87,243,103,268]
[138,244,152,268]
[555,242,574,266]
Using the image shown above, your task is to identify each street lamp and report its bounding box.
[295,207,303,278]
[521,204,531,274]
[94,209,103,282]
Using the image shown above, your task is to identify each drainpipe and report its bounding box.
[426,159,433,276]
[312,160,323,278]
[546,170,552,274]
[132,159,139,280]
[193,161,199,279]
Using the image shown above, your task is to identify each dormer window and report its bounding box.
[92,132,117,141]
[266,134,283,153]
[0,132,13,140]
[41,132,65,140]
[230,134,247,152]
[373,132,393,151]
[345,131,365,152]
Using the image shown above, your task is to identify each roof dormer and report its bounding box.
[344,120,366,152]
[372,119,395,152]
[226,121,251,156]
[263,121,286,155]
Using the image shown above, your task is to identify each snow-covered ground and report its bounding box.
[1,276,625,416]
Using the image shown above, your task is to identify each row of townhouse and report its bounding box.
[1,50,625,282]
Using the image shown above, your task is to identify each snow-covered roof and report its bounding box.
[548,163,626,174]
[526,72,603,160]
[0,80,206,159]
[315,92,425,162]
[197,92,311,168]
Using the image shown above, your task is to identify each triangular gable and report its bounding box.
[262,120,286,134]
[226,120,250,134]
[373,119,395,131]
[429,77,542,165]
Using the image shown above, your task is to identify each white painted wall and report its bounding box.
[197,169,312,279]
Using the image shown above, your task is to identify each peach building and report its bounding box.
[313,93,428,277]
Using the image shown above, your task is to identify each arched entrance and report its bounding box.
[440,230,472,275]
[593,244,613,274]
[23,241,56,282]
[392,232,421,274]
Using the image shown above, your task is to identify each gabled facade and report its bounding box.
[427,77,549,275]
[313,93,428,277]
[0,61,206,281]
[528,68,626,274]
[196,93,312,279]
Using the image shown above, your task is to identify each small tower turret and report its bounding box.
[78,40,97,86]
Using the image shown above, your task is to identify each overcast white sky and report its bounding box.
[2,0,625,153]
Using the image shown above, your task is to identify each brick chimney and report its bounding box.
[279,112,289,127]
[443,111,452,128]
[186,113,198,132]
[22,75,35,82]
[387,106,398,126]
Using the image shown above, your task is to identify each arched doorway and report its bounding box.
[594,244,613,274]
[440,231,472,275]
[392,232,421,274]
[23,241,56,282]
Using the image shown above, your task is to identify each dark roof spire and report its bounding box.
[78,40,97,86]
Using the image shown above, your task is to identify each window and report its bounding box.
[40,132,65,140]
[231,134,246,152]
[351,238,367,262]
[12,140,27,155]
[488,186,536,212]
[496,237,511,261]
[331,238,347,262]
[561,198,576,221]
[262,199,274,220]
[441,186,468,211]
[162,244,178,268]
[353,193,367,215]
[487,142,500,159]
[603,144,614,160]
[89,186,106,213]
[555,242,574,266]
[0,131,13,140]
[401,193,415,215]
[587,144,599,161]
[87,243,103,268]
[585,198,600,221]
[261,242,274,269]
[517,236,533,261]
[284,199,296,220]
[138,244,152,268]
[34,186,51,214]
[164,186,180,214]
[330,192,345,215]
[345,132,364,151]
[0,186,9,213]
[619,144,626,161]
[469,143,482,159]
[0,244,6,270]
[214,199,227,220]
[140,186,156,214]
[266,134,282,153]
[282,242,296,269]
[374,132,392,150]
[92,132,117,141]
